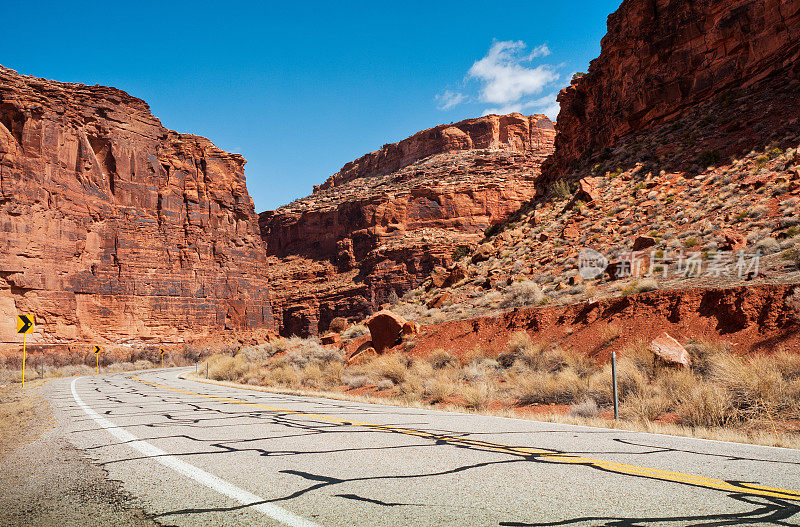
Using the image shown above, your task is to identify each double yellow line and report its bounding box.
[131,375,800,502]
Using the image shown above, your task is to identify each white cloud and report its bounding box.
[435,90,467,110]
[530,44,551,58]
[468,40,559,106]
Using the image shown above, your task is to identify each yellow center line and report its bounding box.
[129,374,800,502]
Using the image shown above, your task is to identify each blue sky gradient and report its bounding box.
[5,1,621,211]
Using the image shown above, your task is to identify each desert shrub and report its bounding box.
[342,373,370,389]
[654,369,696,405]
[684,339,729,377]
[342,324,369,340]
[623,392,672,422]
[773,350,800,380]
[462,359,498,382]
[206,354,251,382]
[299,364,324,388]
[398,377,424,402]
[182,344,209,363]
[549,179,573,200]
[424,378,455,403]
[283,341,343,367]
[756,237,780,254]
[461,382,491,409]
[497,332,531,367]
[501,281,544,308]
[269,364,300,386]
[376,379,394,390]
[678,384,734,427]
[620,278,658,296]
[514,370,585,405]
[452,245,471,262]
[322,362,344,388]
[518,345,568,373]
[569,399,600,418]
[428,349,455,369]
[241,341,286,363]
[612,359,648,399]
[498,332,572,373]
[371,354,409,384]
[782,247,800,269]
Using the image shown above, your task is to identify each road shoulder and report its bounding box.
[0,380,161,527]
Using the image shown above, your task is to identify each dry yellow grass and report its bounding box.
[198,335,800,449]
[184,372,800,450]
[0,381,50,459]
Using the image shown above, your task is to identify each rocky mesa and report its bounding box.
[260,113,555,336]
[0,66,273,348]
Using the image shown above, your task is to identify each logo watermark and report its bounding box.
[577,249,761,280]
[578,249,609,279]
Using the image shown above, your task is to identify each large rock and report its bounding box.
[261,114,555,336]
[471,243,495,263]
[648,332,691,368]
[365,310,408,353]
[0,66,272,347]
[577,177,600,201]
[632,236,656,251]
[718,228,747,252]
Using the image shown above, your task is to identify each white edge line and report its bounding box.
[70,377,322,527]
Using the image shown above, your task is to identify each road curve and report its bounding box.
[46,368,800,526]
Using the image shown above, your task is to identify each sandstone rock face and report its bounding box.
[262,114,555,336]
[319,113,555,190]
[545,0,800,180]
[0,66,272,347]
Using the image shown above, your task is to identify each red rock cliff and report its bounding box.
[0,66,272,346]
[261,114,555,336]
[320,113,555,190]
[546,0,800,180]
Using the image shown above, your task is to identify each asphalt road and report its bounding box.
[44,368,800,526]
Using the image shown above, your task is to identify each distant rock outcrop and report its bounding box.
[260,114,555,336]
[0,66,273,346]
[319,113,555,190]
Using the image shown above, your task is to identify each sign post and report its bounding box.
[93,346,102,375]
[17,315,34,387]
[160,348,165,369]
[611,351,619,420]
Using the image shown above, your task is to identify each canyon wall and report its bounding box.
[0,66,272,347]
[261,114,555,335]
[546,0,800,180]
[319,113,554,191]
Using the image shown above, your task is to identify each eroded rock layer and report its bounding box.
[0,66,272,346]
[261,114,555,335]
[546,0,800,181]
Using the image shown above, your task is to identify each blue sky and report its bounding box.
[5,0,620,211]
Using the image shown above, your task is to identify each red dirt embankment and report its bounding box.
[407,284,800,360]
